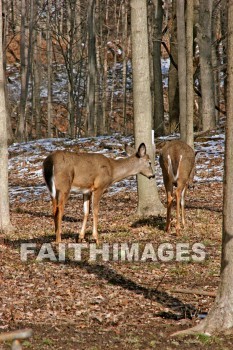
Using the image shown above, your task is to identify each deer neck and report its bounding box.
[111,156,138,183]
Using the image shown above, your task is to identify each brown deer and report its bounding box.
[159,140,195,234]
[43,143,155,243]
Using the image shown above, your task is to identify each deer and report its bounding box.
[43,143,155,244]
[159,140,195,234]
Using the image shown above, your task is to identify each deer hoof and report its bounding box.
[90,236,99,245]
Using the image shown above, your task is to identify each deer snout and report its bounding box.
[148,174,155,179]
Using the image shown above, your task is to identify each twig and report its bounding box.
[0,329,33,341]
[155,271,168,291]
[171,288,216,297]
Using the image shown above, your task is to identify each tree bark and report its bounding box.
[47,0,53,138]
[168,0,179,133]
[87,0,97,136]
[33,31,41,139]
[17,0,27,141]
[172,0,233,335]
[186,0,194,148]
[152,0,164,136]
[67,0,75,138]
[0,0,14,234]
[130,0,164,217]
[220,0,227,115]
[122,0,128,134]
[2,0,14,144]
[176,0,186,141]
[102,0,110,135]
[198,0,216,131]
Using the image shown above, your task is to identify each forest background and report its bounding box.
[3,0,226,143]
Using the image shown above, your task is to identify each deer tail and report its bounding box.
[167,154,183,182]
[43,155,56,199]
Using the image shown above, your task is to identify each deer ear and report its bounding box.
[125,144,135,156]
[137,143,146,158]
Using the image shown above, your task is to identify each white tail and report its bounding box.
[159,140,195,234]
[43,143,155,243]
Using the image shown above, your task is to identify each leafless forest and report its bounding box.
[1,0,233,349]
[4,0,227,142]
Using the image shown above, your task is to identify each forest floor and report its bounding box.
[1,132,233,350]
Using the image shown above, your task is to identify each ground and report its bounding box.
[1,133,232,349]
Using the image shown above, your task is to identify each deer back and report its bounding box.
[159,140,195,186]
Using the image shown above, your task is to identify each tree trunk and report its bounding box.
[173,0,233,335]
[220,0,227,117]
[67,1,75,139]
[2,0,14,144]
[17,0,27,141]
[33,31,41,139]
[87,0,96,136]
[47,0,53,138]
[176,0,186,141]
[0,0,14,234]
[74,0,82,63]
[109,3,120,132]
[186,0,194,148]
[122,0,128,134]
[18,0,34,141]
[102,0,110,134]
[152,0,164,136]
[198,0,216,131]
[130,0,164,217]
[212,9,221,125]
[95,0,102,136]
[168,0,179,134]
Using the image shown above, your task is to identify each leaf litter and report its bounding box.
[1,131,232,349]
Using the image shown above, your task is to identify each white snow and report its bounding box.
[8,132,224,203]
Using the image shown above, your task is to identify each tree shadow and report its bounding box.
[4,233,75,247]
[64,258,196,320]
[4,235,197,321]
[12,208,82,223]
[132,215,165,231]
[186,203,222,213]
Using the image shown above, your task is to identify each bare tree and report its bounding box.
[173,0,233,335]
[186,0,194,148]
[17,0,27,141]
[130,0,164,216]
[176,0,186,141]
[2,0,14,143]
[198,0,216,131]
[168,0,179,133]
[152,0,164,136]
[47,0,53,138]
[32,29,41,139]
[122,0,129,134]
[101,0,110,134]
[0,0,14,234]
[87,0,97,136]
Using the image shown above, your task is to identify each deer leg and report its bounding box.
[175,186,182,235]
[166,187,173,233]
[52,196,60,243]
[52,196,61,242]
[91,189,104,244]
[181,186,187,227]
[54,191,69,243]
[52,197,58,217]
[79,193,91,242]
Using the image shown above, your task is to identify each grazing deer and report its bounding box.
[43,143,155,244]
[159,140,195,234]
